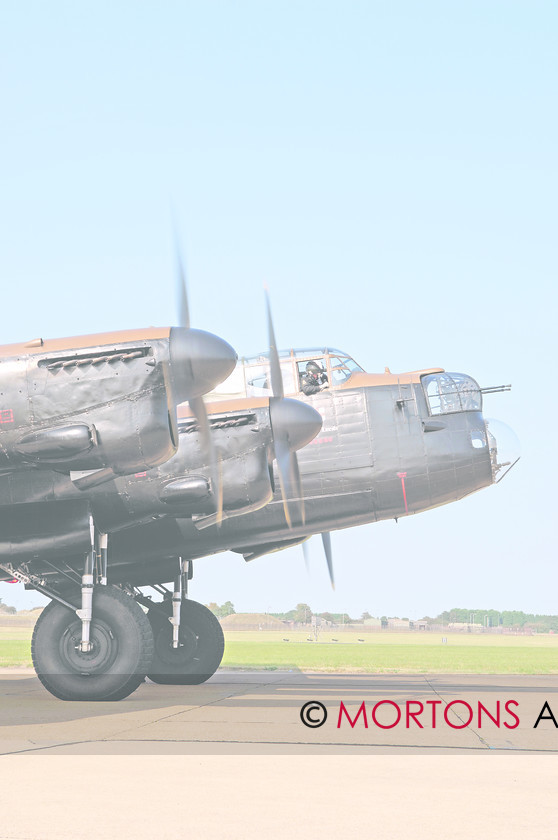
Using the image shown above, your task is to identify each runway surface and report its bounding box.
[1,669,558,754]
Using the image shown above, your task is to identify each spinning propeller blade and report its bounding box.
[321,532,335,589]
[273,437,298,530]
[188,394,223,523]
[302,539,311,573]
[265,287,284,399]
[174,236,226,523]
[301,533,335,589]
[175,238,190,330]
[168,230,236,405]
[265,290,322,528]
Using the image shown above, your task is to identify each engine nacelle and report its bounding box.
[0,327,236,482]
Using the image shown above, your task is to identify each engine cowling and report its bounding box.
[0,327,236,481]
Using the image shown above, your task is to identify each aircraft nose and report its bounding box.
[484,417,521,483]
[169,327,237,401]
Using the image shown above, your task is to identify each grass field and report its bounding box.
[221,631,558,674]
[2,625,558,674]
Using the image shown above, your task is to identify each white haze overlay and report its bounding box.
[0,1,555,620]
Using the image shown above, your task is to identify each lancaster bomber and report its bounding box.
[0,293,518,701]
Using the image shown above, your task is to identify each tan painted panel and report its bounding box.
[178,368,445,418]
[177,396,269,418]
[0,327,171,358]
[338,368,444,388]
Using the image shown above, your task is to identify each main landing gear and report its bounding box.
[26,543,225,701]
[146,599,224,685]
[140,557,224,685]
[31,585,154,702]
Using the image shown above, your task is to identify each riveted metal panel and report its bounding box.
[0,499,91,564]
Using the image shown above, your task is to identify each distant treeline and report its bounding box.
[4,596,557,632]
[432,608,558,633]
[266,604,558,633]
[270,606,354,625]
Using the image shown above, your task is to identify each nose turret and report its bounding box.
[484,418,521,483]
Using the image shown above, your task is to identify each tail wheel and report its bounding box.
[31,585,154,702]
[147,599,224,685]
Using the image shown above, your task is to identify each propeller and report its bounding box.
[265,291,283,399]
[301,532,335,589]
[302,539,311,573]
[321,532,335,589]
[175,240,191,330]
[265,289,322,529]
[168,224,236,404]
[173,236,228,523]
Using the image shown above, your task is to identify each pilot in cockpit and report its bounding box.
[300,361,329,395]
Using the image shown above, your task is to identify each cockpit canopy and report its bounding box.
[207,348,364,401]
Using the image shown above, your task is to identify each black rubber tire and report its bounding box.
[31,585,154,702]
[147,599,224,685]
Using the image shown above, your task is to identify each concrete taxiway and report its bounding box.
[1,669,558,754]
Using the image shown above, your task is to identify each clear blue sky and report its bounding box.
[0,1,555,617]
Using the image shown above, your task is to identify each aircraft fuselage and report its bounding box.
[0,366,508,588]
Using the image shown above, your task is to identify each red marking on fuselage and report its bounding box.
[134,472,147,478]
[397,472,408,513]
[310,436,334,446]
[0,409,14,424]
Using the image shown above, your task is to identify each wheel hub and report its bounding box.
[155,624,199,667]
[61,620,118,675]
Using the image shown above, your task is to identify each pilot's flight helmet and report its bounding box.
[306,361,321,373]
